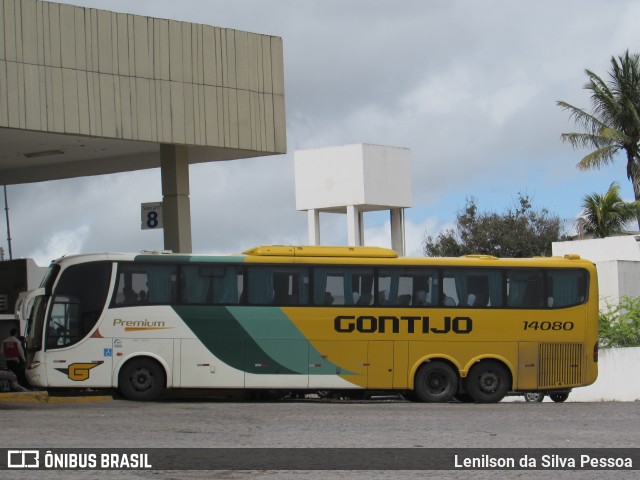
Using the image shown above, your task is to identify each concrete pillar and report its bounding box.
[161,144,192,253]
[390,208,405,256]
[308,209,320,245]
[347,205,363,246]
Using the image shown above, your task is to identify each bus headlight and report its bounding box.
[27,361,41,370]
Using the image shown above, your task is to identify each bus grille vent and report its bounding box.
[538,343,583,388]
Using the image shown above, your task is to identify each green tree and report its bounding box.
[423,194,564,257]
[558,51,640,229]
[579,182,640,238]
[599,296,640,348]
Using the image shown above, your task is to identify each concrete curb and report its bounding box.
[0,391,113,404]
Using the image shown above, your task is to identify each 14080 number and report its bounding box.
[523,321,574,331]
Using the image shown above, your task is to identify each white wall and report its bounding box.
[553,236,640,262]
[568,347,640,402]
[552,236,640,308]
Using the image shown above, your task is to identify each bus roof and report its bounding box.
[48,247,594,269]
[242,245,398,258]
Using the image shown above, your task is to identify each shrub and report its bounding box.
[599,296,640,348]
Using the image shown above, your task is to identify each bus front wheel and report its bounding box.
[466,360,510,403]
[118,358,165,401]
[414,362,457,403]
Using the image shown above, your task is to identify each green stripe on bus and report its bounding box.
[173,305,301,375]
[228,307,348,375]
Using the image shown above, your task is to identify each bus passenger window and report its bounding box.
[111,264,177,307]
[182,265,243,305]
[248,267,309,305]
[353,271,374,305]
[442,269,503,308]
[273,268,309,305]
[507,270,543,308]
[442,271,460,306]
[546,270,587,308]
[378,268,438,306]
[313,268,373,306]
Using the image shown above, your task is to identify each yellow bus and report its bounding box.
[25,246,598,402]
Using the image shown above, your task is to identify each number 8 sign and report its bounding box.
[141,202,164,230]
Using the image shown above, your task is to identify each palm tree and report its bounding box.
[558,51,640,229]
[578,182,640,238]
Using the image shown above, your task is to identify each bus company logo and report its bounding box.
[112,318,173,332]
[55,361,103,381]
[334,315,473,334]
[7,450,39,468]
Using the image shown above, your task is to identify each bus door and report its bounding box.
[517,342,539,390]
[367,341,394,389]
[43,294,113,388]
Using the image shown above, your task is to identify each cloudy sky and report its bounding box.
[3,0,640,265]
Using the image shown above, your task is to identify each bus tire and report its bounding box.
[466,360,510,403]
[524,392,545,402]
[550,392,569,403]
[414,362,457,403]
[118,358,165,401]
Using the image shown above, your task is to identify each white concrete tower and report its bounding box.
[294,144,412,255]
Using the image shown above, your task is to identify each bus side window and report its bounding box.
[273,268,309,305]
[248,267,309,306]
[313,269,344,305]
[111,264,176,307]
[546,269,587,308]
[443,269,503,308]
[378,268,438,307]
[442,271,460,306]
[182,265,243,305]
[313,268,373,306]
[507,269,543,308]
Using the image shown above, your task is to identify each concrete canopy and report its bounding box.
[0,0,286,251]
[0,128,282,185]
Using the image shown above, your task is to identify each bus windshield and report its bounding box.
[44,262,112,350]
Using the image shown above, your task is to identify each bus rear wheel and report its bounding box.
[414,362,457,403]
[466,360,510,403]
[118,358,165,401]
[550,392,569,403]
